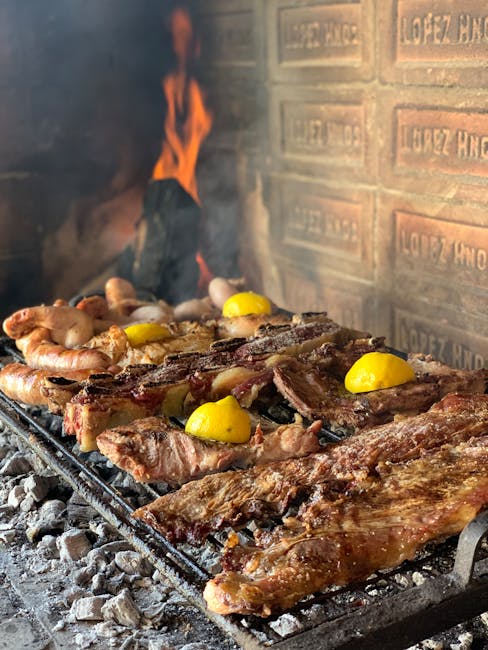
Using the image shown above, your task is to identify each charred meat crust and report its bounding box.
[133,393,488,545]
[96,417,322,484]
[204,435,488,616]
[62,318,368,445]
[273,351,487,432]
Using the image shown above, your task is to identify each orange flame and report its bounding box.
[152,8,212,206]
[196,251,214,293]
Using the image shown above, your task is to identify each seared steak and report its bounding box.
[273,352,487,432]
[204,435,488,616]
[64,316,363,450]
[96,417,322,484]
[133,393,488,544]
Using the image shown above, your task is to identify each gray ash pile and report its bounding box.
[0,420,237,650]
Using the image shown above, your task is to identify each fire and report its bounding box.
[152,8,212,206]
[196,251,214,293]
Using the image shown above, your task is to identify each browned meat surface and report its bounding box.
[85,321,217,366]
[63,316,362,449]
[234,316,367,361]
[96,417,322,484]
[273,352,487,432]
[63,359,196,450]
[305,336,387,375]
[204,436,488,616]
[133,393,488,544]
[215,312,292,339]
[46,335,249,417]
[63,362,262,452]
[0,362,107,407]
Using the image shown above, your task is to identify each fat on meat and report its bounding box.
[204,435,488,616]
[273,352,487,431]
[133,393,488,544]
[97,416,322,484]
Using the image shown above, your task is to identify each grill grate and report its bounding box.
[1,338,488,649]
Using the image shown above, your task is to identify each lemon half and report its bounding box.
[124,322,170,347]
[222,292,272,318]
[344,351,416,394]
[185,395,251,444]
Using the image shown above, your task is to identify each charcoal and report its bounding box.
[101,588,141,628]
[147,638,176,650]
[84,548,108,570]
[23,475,51,502]
[26,499,66,541]
[0,529,15,543]
[63,586,89,607]
[57,529,92,562]
[0,452,32,476]
[71,595,110,621]
[412,571,428,586]
[19,494,35,512]
[91,573,107,595]
[38,499,66,522]
[93,621,125,639]
[74,565,97,587]
[36,534,59,557]
[128,179,200,304]
[453,632,474,650]
[7,484,25,508]
[89,521,115,540]
[269,613,302,637]
[99,540,133,555]
[114,550,151,576]
[179,644,220,650]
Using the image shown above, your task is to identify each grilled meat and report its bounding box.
[273,352,487,432]
[204,435,488,616]
[96,417,322,484]
[215,312,292,339]
[133,393,488,544]
[64,316,361,450]
[63,359,266,452]
[16,327,113,372]
[0,362,108,408]
[233,315,366,361]
[84,321,216,366]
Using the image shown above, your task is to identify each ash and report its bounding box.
[3,419,488,650]
[0,421,238,650]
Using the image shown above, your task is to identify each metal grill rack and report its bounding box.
[1,338,488,649]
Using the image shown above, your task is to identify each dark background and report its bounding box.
[0,0,234,316]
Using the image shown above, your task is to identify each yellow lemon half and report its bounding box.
[124,322,171,347]
[344,351,416,394]
[185,395,251,444]
[222,291,272,318]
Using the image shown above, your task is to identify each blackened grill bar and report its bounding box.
[1,338,488,649]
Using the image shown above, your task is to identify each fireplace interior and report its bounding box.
[1,0,487,367]
[1,3,488,648]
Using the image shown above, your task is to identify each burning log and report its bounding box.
[125,8,213,306]
[130,178,200,304]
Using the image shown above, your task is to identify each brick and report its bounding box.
[393,306,488,369]
[269,174,374,280]
[279,263,375,333]
[268,0,375,84]
[379,0,488,87]
[377,87,488,202]
[377,193,488,315]
[269,85,374,183]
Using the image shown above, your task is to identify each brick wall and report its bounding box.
[192,0,488,368]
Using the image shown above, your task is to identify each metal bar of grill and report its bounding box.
[1,339,488,648]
